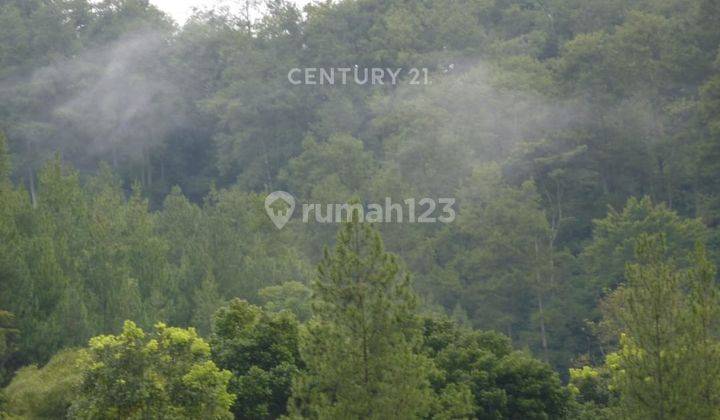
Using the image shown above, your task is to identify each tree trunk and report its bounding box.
[27,167,36,208]
[538,291,549,361]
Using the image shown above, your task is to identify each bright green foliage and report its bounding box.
[288,220,434,419]
[210,299,302,420]
[567,365,615,419]
[69,321,234,419]
[3,348,88,419]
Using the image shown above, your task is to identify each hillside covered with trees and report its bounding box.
[2,0,720,418]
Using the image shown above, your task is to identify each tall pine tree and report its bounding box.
[608,235,720,419]
[288,218,433,419]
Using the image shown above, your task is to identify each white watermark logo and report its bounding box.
[265,192,456,230]
[265,191,296,229]
[288,67,429,86]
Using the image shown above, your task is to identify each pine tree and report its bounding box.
[24,156,93,361]
[612,234,700,419]
[0,133,20,381]
[288,219,433,419]
[685,244,720,418]
[191,269,224,336]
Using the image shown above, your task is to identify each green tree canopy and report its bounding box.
[211,298,302,420]
[69,321,234,419]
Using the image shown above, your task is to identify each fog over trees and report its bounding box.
[1,0,720,418]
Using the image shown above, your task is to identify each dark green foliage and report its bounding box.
[422,317,568,419]
[604,236,720,419]
[0,0,720,417]
[259,281,313,321]
[583,196,708,291]
[211,299,302,419]
[0,310,18,385]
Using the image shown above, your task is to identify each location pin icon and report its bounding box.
[265,191,295,229]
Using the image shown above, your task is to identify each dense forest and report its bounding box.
[1,0,720,418]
